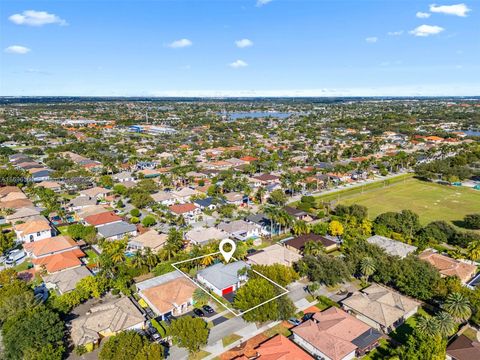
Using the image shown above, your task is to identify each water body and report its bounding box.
[219,111,294,120]
[462,130,480,136]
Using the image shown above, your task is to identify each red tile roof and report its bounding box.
[254,334,313,360]
[169,203,197,214]
[84,211,121,226]
[32,248,85,273]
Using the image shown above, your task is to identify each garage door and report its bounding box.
[222,286,234,295]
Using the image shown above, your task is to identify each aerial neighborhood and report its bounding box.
[0,98,479,360]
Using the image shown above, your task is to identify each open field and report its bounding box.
[322,178,480,226]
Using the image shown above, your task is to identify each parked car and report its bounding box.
[287,317,302,326]
[193,308,205,317]
[5,249,26,265]
[302,312,315,321]
[202,305,214,314]
[164,314,176,324]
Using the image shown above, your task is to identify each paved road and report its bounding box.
[208,316,247,345]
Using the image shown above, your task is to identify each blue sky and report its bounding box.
[1,0,479,96]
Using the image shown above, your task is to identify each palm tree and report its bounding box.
[416,316,439,337]
[435,312,456,337]
[144,248,158,271]
[467,240,480,261]
[292,220,309,236]
[131,251,146,269]
[109,241,126,265]
[193,288,210,306]
[303,241,324,256]
[443,292,472,321]
[360,257,376,282]
[263,205,279,235]
[276,209,293,234]
[255,186,267,204]
[200,253,214,267]
[162,242,178,261]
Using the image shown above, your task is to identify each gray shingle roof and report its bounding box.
[97,221,137,238]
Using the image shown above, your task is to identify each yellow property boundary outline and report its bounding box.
[172,252,289,317]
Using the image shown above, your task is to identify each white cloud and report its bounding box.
[409,24,445,37]
[235,39,253,48]
[229,59,248,68]
[4,45,31,54]
[429,3,471,17]
[167,39,192,48]
[365,37,378,43]
[8,10,67,26]
[256,0,273,7]
[388,30,404,36]
[416,11,431,18]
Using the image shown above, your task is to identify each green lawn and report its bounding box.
[222,333,242,347]
[325,178,480,226]
[362,339,393,360]
[389,307,429,344]
[188,350,211,360]
[263,323,293,338]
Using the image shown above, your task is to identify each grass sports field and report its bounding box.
[319,177,480,226]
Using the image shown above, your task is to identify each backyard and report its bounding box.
[319,178,480,226]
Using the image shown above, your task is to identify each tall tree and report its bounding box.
[169,316,209,353]
[443,292,471,321]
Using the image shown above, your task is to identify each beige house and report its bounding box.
[128,229,167,253]
[342,284,420,333]
[247,244,302,267]
[70,296,145,347]
[137,272,196,320]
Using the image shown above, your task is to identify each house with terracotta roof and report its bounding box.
[136,272,196,320]
[292,307,382,360]
[83,211,122,228]
[238,334,313,360]
[23,235,80,259]
[13,217,52,243]
[251,173,281,187]
[168,203,201,222]
[446,333,480,360]
[419,250,477,284]
[32,248,86,273]
[341,284,420,333]
[70,296,145,347]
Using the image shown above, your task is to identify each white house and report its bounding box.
[14,218,52,243]
[197,261,248,296]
